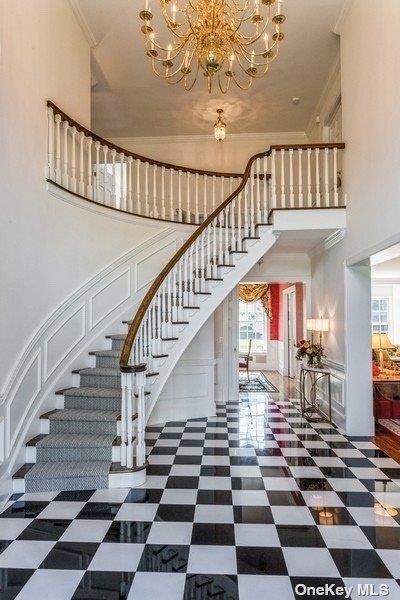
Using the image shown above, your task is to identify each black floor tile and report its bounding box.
[361,526,400,549]
[174,455,202,465]
[0,540,12,554]
[196,490,232,505]
[39,541,98,570]
[255,448,283,456]
[103,521,151,543]
[158,432,183,439]
[236,546,288,575]
[166,477,200,489]
[200,466,231,477]
[381,468,400,479]
[183,574,238,600]
[319,467,355,479]
[295,478,333,491]
[17,519,71,541]
[231,477,265,490]
[150,446,178,455]
[155,504,195,522]
[360,480,400,492]
[309,507,356,526]
[260,466,292,478]
[73,571,135,599]
[137,544,189,573]
[285,457,317,467]
[329,548,392,578]
[54,490,95,502]
[340,457,375,468]
[191,523,235,545]
[124,488,163,504]
[277,525,326,547]
[202,447,229,456]
[336,491,376,507]
[233,506,273,524]
[0,501,49,519]
[229,456,258,466]
[146,465,171,476]
[267,491,306,506]
[0,569,34,600]
[76,503,121,520]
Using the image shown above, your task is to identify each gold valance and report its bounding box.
[239,284,272,320]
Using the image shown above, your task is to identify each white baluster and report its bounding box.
[280,148,285,208]
[135,368,146,467]
[237,192,242,250]
[161,166,166,219]
[153,164,158,218]
[195,173,199,223]
[212,176,216,212]
[94,141,100,201]
[70,126,77,193]
[333,147,339,206]
[315,148,321,207]
[128,157,133,212]
[218,211,224,264]
[250,172,255,237]
[256,161,261,222]
[298,149,303,208]
[307,148,312,207]
[120,153,126,211]
[120,373,128,467]
[178,170,182,222]
[224,207,230,262]
[203,174,208,219]
[289,148,294,207]
[55,114,61,184]
[62,120,69,188]
[186,172,191,223]
[220,177,225,211]
[111,149,117,207]
[244,187,249,238]
[263,157,268,221]
[87,137,93,199]
[271,149,277,208]
[78,131,85,196]
[47,106,55,180]
[170,169,174,220]
[145,162,149,215]
[136,159,141,214]
[231,196,236,251]
[324,147,329,207]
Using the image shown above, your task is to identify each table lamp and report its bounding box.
[372,333,395,368]
[307,318,330,346]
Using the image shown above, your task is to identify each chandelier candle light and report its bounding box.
[139,0,286,93]
[214,109,226,141]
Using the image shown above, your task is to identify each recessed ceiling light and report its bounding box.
[292,97,300,104]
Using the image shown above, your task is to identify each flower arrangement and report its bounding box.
[295,340,325,367]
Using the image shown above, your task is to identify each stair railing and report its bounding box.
[119,142,345,468]
[46,101,242,224]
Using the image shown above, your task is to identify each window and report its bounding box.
[238,300,266,353]
[372,298,389,333]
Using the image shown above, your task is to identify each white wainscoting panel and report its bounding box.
[149,359,216,425]
[44,304,86,380]
[137,240,177,291]
[89,269,131,329]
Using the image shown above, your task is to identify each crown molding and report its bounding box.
[333,0,354,35]
[68,0,98,48]
[309,229,346,258]
[111,131,308,147]
[372,278,400,286]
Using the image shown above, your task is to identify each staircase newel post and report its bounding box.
[120,372,127,467]
[126,371,134,468]
[136,368,147,467]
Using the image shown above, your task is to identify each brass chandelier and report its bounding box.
[139,0,286,93]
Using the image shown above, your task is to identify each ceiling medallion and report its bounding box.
[139,0,286,93]
[214,109,226,141]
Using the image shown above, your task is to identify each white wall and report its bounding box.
[341,0,400,261]
[111,132,309,175]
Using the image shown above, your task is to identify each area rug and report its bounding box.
[239,371,279,393]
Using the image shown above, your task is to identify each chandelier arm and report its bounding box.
[231,70,253,90]
[218,71,232,94]
[183,60,200,91]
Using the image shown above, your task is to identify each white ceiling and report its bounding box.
[74,0,344,137]
[372,257,400,280]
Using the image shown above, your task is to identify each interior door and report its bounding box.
[286,289,297,378]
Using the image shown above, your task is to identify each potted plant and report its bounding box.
[295,339,325,368]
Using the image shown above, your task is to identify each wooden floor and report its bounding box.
[262,371,400,463]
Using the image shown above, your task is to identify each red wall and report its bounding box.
[269,283,304,343]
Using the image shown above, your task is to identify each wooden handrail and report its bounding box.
[47,101,243,179]
[119,141,346,369]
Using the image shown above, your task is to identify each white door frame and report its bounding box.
[282,285,297,378]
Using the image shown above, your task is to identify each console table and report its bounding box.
[299,365,332,423]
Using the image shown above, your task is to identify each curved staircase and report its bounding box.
[11,104,345,492]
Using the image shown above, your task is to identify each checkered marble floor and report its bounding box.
[2,393,400,599]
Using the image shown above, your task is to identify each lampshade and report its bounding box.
[372,333,395,350]
[307,318,329,332]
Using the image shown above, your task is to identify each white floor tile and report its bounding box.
[377,549,400,578]
[232,490,269,506]
[234,524,280,547]
[88,542,144,572]
[238,575,295,600]
[202,455,230,466]
[36,501,85,520]
[0,540,55,568]
[342,579,400,600]
[128,572,186,600]
[372,492,400,508]
[115,503,158,521]
[160,489,198,505]
[347,507,399,527]
[257,456,288,467]
[15,569,83,600]
[271,506,314,525]
[169,465,201,477]
[0,518,33,540]
[147,521,193,545]
[289,467,324,479]
[230,466,261,478]
[194,504,234,523]
[89,488,129,503]
[60,519,112,542]
[199,476,232,490]
[301,491,344,507]
[350,467,388,480]
[263,478,300,491]
[327,478,368,492]
[318,525,373,549]
[283,547,340,577]
[188,545,237,574]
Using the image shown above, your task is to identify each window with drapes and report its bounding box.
[238,284,271,353]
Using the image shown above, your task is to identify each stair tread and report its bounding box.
[105,334,126,340]
[89,350,121,357]
[35,433,115,448]
[58,387,122,398]
[25,461,112,480]
[75,367,120,376]
[44,408,120,422]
